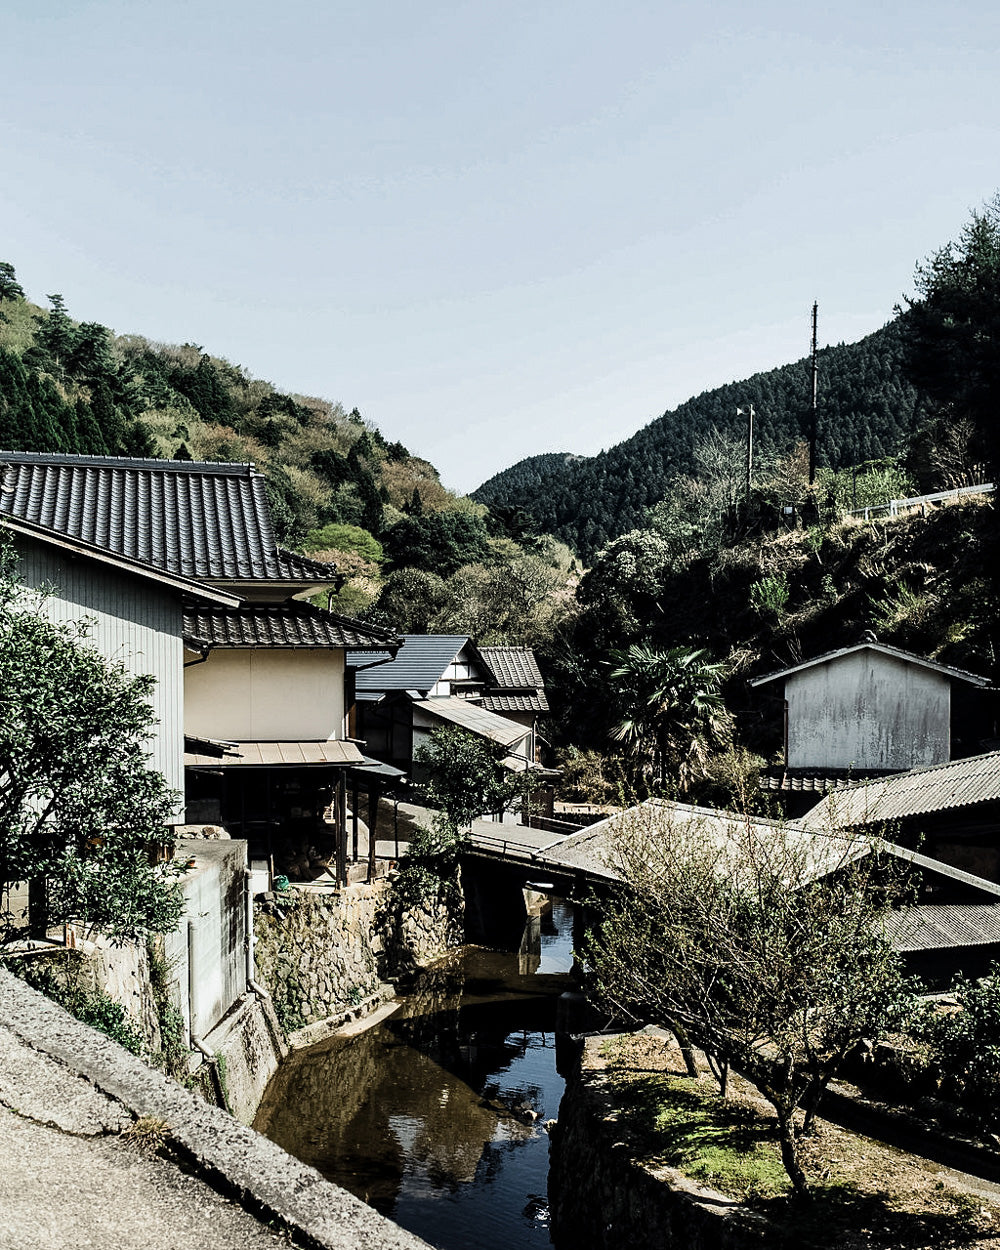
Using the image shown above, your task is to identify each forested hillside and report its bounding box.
[473,319,923,561]
[0,262,579,639]
[0,268,474,546]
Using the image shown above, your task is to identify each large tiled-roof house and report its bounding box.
[0,451,399,878]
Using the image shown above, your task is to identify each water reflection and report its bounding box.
[255,899,576,1250]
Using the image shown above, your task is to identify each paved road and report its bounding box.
[0,1024,302,1250]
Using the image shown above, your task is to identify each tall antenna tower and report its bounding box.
[808,302,818,485]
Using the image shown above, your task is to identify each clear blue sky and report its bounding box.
[2,0,998,492]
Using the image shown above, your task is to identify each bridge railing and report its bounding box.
[466,833,544,863]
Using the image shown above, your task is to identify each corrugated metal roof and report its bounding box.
[351,635,478,692]
[750,642,990,688]
[184,739,363,767]
[183,603,398,650]
[802,751,1000,829]
[0,451,339,586]
[536,799,869,886]
[413,695,529,747]
[887,903,1000,951]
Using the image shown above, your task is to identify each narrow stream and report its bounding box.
[254,899,577,1250]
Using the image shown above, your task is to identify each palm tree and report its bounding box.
[609,645,733,793]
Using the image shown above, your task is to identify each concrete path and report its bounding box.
[0,970,432,1250]
[0,1025,300,1250]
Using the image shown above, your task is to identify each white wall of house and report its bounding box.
[786,650,951,771]
[12,535,185,804]
[185,648,346,741]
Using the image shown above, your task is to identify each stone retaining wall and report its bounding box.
[549,1035,769,1250]
[253,876,461,1036]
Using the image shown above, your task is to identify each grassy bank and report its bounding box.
[598,1033,999,1249]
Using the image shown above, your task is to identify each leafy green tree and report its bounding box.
[33,294,77,375]
[0,261,25,303]
[0,543,183,946]
[413,726,536,833]
[915,965,1000,1109]
[901,192,1000,477]
[383,510,492,577]
[584,802,917,1195]
[364,568,451,633]
[609,645,733,792]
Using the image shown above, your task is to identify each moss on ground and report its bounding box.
[598,1034,1000,1249]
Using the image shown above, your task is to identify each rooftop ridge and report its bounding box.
[0,450,256,477]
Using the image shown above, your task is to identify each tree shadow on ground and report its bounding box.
[763,1184,1000,1248]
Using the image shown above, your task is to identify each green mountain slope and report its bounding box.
[0,273,472,547]
[473,319,923,561]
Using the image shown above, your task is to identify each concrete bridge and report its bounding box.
[461,820,617,946]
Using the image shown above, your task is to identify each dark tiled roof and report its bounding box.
[760,767,897,795]
[481,692,549,714]
[802,751,1000,829]
[0,513,240,608]
[478,645,549,713]
[350,635,480,692]
[479,646,543,689]
[183,603,399,650]
[0,451,338,585]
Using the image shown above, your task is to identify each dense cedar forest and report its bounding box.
[473,319,924,561]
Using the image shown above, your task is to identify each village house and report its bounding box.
[534,798,1000,989]
[0,450,401,883]
[347,633,550,780]
[750,639,993,815]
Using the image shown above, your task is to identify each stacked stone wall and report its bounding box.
[253,877,462,1035]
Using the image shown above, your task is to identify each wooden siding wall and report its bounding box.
[12,537,185,805]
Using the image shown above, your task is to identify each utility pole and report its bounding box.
[737,404,754,502]
[808,301,818,485]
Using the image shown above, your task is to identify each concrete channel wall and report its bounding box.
[0,969,432,1250]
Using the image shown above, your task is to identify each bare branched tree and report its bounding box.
[583,801,916,1196]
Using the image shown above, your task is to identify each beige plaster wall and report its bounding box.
[185,648,346,742]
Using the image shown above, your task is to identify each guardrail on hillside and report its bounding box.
[847,482,994,520]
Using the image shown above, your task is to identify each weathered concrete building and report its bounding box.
[751,642,991,773]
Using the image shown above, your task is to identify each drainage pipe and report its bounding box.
[243,868,271,1000]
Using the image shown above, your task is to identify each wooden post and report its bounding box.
[336,776,348,886]
[367,782,382,882]
[351,777,359,864]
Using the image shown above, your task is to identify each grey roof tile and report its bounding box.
[0,451,339,585]
[480,692,549,714]
[183,603,399,650]
[350,635,478,692]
